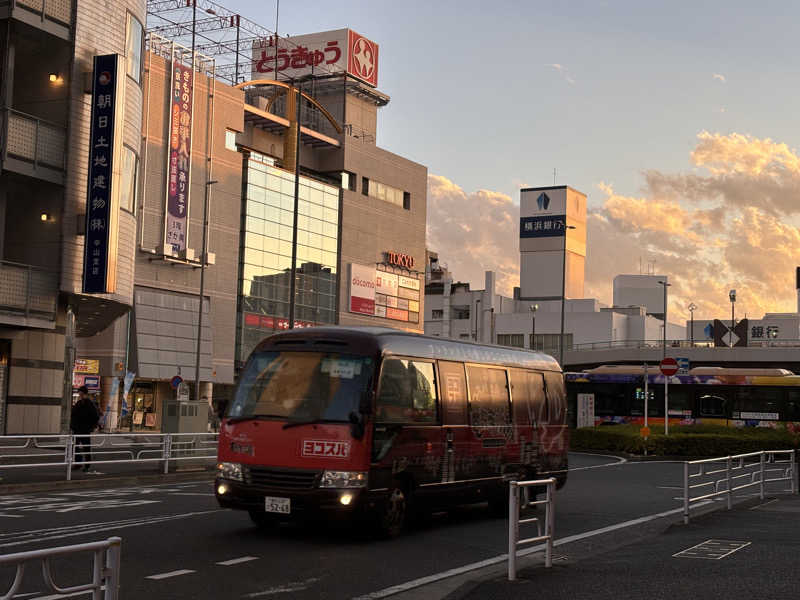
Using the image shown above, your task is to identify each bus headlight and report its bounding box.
[217,462,243,482]
[319,470,367,489]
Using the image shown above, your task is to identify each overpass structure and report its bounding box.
[563,339,800,372]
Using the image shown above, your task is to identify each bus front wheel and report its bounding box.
[375,486,408,538]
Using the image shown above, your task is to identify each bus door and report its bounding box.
[372,358,443,490]
[465,365,513,480]
[510,369,545,473]
[437,361,471,484]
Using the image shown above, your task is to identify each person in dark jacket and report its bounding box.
[71,386,100,472]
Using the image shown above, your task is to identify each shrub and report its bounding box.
[570,424,800,457]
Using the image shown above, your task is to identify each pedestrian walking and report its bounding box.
[71,385,100,473]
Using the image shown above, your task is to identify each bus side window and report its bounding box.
[438,361,468,425]
[377,359,437,424]
[510,368,545,426]
[466,366,510,427]
[543,372,566,424]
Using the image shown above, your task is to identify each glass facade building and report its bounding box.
[237,151,340,363]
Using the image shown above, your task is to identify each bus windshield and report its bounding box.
[228,351,374,424]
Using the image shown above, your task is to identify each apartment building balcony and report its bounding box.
[1,108,66,185]
[0,0,73,41]
[0,260,58,328]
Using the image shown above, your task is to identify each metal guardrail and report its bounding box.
[1,107,67,171]
[0,260,58,320]
[682,450,797,524]
[0,537,121,600]
[0,433,218,480]
[507,477,556,581]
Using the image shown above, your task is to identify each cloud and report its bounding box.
[427,175,520,296]
[712,73,726,83]
[546,63,575,85]
[428,131,800,322]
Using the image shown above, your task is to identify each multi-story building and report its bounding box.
[0,3,427,433]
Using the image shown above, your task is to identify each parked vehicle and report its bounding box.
[566,365,800,429]
[215,327,568,536]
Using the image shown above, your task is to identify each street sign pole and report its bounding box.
[659,358,679,436]
[644,362,649,456]
[665,376,669,436]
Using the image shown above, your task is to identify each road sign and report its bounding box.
[170,375,183,390]
[640,426,651,439]
[676,357,690,375]
[659,357,678,376]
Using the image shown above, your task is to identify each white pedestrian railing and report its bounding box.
[0,537,121,600]
[0,433,218,480]
[683,450,797,524]
[507,477,556,581]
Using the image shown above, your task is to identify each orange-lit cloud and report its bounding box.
[427,131,800,322]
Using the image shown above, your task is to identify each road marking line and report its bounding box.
[673,539,751,560]
[750,498,779,510]
[29,588,100,599]
[169,492,215,497]
[0,510,226,550]
[217,556,259,566]
[657,486,683,490]
[352,501,712,599]
[146,569,196,580]
[0,513,24,518]
[244,577,320,597]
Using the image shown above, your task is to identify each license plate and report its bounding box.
[264,496,290,514]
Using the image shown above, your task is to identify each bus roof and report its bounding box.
[252,326,562,372]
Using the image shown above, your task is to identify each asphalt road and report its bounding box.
[0,453,701,599]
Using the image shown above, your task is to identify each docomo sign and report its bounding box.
[386,251,415,270]
[252,28,379,87]
[350,263,376,315]
[659,357,679,376]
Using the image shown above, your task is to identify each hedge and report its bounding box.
[570,424,800,457]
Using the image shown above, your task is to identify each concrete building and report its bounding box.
[0,4,427,433]
[425,184,684,362]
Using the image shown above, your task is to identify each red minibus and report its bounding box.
[215,327,568,536]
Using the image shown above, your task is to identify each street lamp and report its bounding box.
[530,304,538,351]
[657,280,671,358]
[194,179,218,406]
[559,224,577,367]
[688,303,697,347]
[729,289,736,348]
[474,298,481,341]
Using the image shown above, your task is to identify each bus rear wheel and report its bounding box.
[375,486,408,538]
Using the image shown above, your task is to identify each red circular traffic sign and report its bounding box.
[659,357,678,376]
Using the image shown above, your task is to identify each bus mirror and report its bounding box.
[359,391,373,415]
[349,411,365,440]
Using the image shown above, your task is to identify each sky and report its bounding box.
[224,0,800,321]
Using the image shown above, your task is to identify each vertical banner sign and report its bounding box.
[165,58,194,254]
[83,54,122,293]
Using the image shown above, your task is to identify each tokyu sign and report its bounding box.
[253,28,379,87]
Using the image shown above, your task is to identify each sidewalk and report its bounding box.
[448,494,800,600]
[0,433,216,492]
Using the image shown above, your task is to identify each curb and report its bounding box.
[0,468,215,494]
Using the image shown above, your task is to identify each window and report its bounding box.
[439,361,468,425]
[376,359,437,423]
[431,309,443,319]
[497,334,524,348]
[341,171,356,191]
[120,146,138,213]
[403,191,411,210]
[510,369,545,425]
[699,393,727,417]
[467,366,510,427]
[125,13,144,84]
[225,129,237,151]
[362,176,369,196]
[544,372,566,423]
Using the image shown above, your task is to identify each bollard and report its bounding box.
[104,537,122,600]
[726,456,732,510]
[683,461,690,524]
[65,435,74,481]
[545,482,553,568]
[508,481,519,581]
